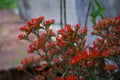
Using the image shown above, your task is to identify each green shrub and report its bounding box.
[0,0,17,9]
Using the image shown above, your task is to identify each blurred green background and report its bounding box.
[0,0,17,9]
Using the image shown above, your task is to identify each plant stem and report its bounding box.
[77,65,80,80]
[31,66,37,75]
[60,0,63,28]
[86,66,95,80]
[85,0,92,27]
[63,0,67,25]
[23,70,37,80]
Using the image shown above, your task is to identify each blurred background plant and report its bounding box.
[0,0,17,9]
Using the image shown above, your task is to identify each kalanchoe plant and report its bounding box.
[17,15,120,80]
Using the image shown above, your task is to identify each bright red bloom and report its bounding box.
[75,24,80,29]
[37,43,44,49]
[34,66,41,71]
[20,58,27,65]
[69,55,81,65]
[19,26,25,31]
[55,77,65,80]
[101,51,109,57]
[58,29,65,35]
[87,61,94,67]
[20,25,31,32]
[65,75,77,80]
[56,36,62,41]
[18,34,25,39]
[81,49,89,60]
[16,65,24,71]
[81,26,87,33]
[88,50,99,59]
[67,48,74,55]
[69,57,77,65]
[36,16,45,23]
[47,29,55,36]
[48,49,58,56]
[77,26,87,35]
[104,64,115,71]
[64,24,73,32]
[59,40,66,47]
[27,47,35,53]
[43,19,55,26]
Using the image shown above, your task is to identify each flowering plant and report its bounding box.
[18,15,120,80]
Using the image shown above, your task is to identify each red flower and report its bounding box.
[69,56,80,65]
[66,75,77,80]
[48,49,58,56]
[68,48,74,55]
[34,66,41,71]
[87,61,94,67]
[64,24,73,32]
[47,29,55,36]
[20,58,27,65]
[58,29,65,35]
[81,26,87,33]
[69,57,77,65]
[55,77,65,80]
[104,64,115,71]
[101,51,109,57]
[75,24,80,29]
[16,65,24,71]
[43,19,55,26]
[27,47,35,53]
[18,34,25,39]
[81,49,88,60]
[59,40,66,47]
[37,43,44,49]
[37,16,45,23]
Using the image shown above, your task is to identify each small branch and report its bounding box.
[23,70,37,80]
[86,66,95,80]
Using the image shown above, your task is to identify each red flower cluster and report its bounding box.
[18,16,120,80]
[43,19,55,26]
[55,75,77,80]
[18,34,25,39]
[69,50,88,65]
[104,64,115,71]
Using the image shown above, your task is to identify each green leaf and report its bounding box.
[62,71,69,78]
[90,10,99,18]
[98,7,105,18]
[94,0,105,18]
[90,0,105,19]
[99,7,105,14]
[91,18,96,25]
[94,0,102,8]
[90,4,98,18]
[89,77,93,80]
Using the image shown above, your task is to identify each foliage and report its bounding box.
[17,15,120,80]
[90,0,105,25]
[0,0,17,9]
